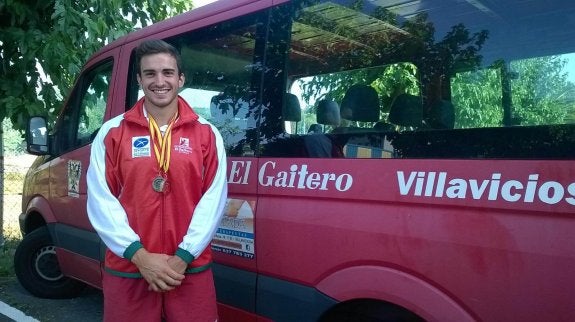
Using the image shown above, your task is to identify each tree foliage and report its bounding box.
[509,57,572,125]
[452,56,575,128]
[0,0,194,130]
[2,118,25,155]
[451,67,503,128]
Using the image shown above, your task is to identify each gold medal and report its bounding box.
[152,176,166,193]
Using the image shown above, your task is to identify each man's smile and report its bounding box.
[152,88,170,94]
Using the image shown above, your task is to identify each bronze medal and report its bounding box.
[152,176,166,193]
[148,112,178,194]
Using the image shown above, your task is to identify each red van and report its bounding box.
[17,0,575,321]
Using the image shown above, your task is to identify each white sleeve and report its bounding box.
[86,119,140,258]
[178,123,228,259]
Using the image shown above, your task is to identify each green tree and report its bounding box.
[0,0,194,130]
[2,118,25,155]
[510,56,571,125]
[451,56,574,128]
[451,67,503,128]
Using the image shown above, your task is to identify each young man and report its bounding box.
[87,39,227,322]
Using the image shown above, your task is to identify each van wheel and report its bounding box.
[14,226,86,299]
[319,299,424,322]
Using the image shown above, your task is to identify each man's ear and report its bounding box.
[178,74,185,88]
[136,73,142,86]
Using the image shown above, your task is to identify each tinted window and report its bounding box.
[260,0,575,159]
[128,12,267,157]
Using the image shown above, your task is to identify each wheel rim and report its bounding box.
[34,245,64,282]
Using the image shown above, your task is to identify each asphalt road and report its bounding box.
[0,277,102,322]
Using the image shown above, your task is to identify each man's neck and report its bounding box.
[145,103,178,126]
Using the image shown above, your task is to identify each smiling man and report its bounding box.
[86,39,228,322]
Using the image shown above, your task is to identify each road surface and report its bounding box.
[0,277,102,322]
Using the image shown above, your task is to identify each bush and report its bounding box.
[2,118,25,156]
[0,236,19,277]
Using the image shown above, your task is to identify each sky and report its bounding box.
[195,0,218,8]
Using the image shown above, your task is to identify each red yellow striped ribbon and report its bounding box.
[148,112,178,173]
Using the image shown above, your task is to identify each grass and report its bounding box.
[0,235,19,277]
[0,207,22,278]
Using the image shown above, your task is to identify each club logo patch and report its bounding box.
[174,137,193,155]
[132,136,151,158]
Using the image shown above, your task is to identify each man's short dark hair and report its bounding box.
[135,39,183,75]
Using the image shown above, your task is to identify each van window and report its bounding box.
[128,12,266,157]
[260,0,575,159]
[57,60,112,153]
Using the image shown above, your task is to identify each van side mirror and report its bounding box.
[26,116,50,155]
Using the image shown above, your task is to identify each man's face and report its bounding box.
[137,53,184,110]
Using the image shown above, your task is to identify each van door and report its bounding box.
[170,14,265,316]
[47,56,116,287]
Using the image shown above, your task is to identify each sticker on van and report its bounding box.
[67,160,81,198]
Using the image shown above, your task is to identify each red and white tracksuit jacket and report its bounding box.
[87,96,228,277]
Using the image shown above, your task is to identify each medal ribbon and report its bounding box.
[148,112,178,173]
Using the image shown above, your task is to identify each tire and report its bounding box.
[14,226,86,299]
